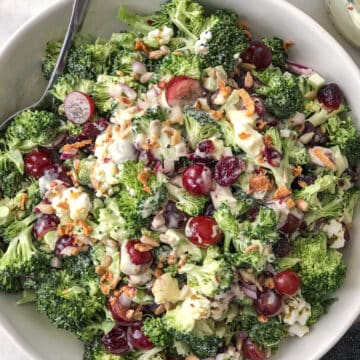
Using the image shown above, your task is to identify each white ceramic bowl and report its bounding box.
[0,1,360,359]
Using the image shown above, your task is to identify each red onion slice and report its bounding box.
[285,61,313,76]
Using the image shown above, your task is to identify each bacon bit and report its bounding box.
[244,243,260,254]
[134,40,150,54]
[256,120,267,131]
[19,193,29,210]
[273,185,292,200]
[137,169,152,194]
[296,199,309,212]
[244,71,254,88]
[284,39,295,51]
[153,268,164,279]
[249,174,273,193]
[264,277,275,289]
[218,80,232,98]
[237,88,255,116]
[257,314,269,323]
[158,81,166,89]
[312,147,337,170]
[154,304,166,316]
[237,132,251,142]
[134,243,154,252]
[263,134,273,146]
[63,139,92,152]
[142,135,160,150]
[286,198,296,209]
[210,109,224,120]
[292,166,302,177]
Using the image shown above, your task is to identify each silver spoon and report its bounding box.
[0,0,90,130]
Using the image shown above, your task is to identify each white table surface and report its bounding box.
[0,1,359,359]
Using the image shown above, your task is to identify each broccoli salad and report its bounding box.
[0,0,359,359]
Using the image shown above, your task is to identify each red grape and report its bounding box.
[274,270,301,296]
[126,240,153,265]
[108,296,133,323]
[33,214,60,239]
[185,216,222,247]
[240,40,272,70]
[317,83,343,110]
[24,149,53,178]
[182,163,212,195]
[82,118,108,139]
[165,76,204,108]
[64,91,95,124]
[42,164,72,184]
[242,338,266,360]
[102,326,130,355]
[128,325,154,350]
[164,201,188,229]
[254,289,282,317]
[214,156,244,186]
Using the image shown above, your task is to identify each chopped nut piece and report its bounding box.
[244,244,260,254]
[257,314,269,323]
[101,255,113,269]
[140,235,160,247]
[134,243,154,252]
[154,304,166,315]
[244,71,254,88]
[249,174,273,193]
[96,266,107,276]
[264,277,275,289]
[237,88,255,116]
[36,203,55,214]
[286,198,296,209]
[292,166,302,177]
[296,199,309,212]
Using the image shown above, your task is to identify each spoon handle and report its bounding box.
[42,0,90,97]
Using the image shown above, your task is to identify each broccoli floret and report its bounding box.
[131,107,168,134]
[0,150,24,197]
[282,137,309,165]
[232,187,255,216]
[78,158,95,186]
[35,252,106,341]
[229,250,268,272]
[254,66,304,119]
[158,53,203,80]
[50,74,94,102]
[117,6,154,37]
[117,161,166,235]
[201,9,249,72]
[238,311,285,350]
[0,214,50,292]
[307,298,335,326]
[41,40,61,79]
[5,110,62,150]
[83,336,122,360]
[324,114,360,167]
[180,246,233,296]
[165,182,208,216]
[142,316,173,348]
[291,232,346,303]
[262,37,287,69]
[217,119,241,154]
[342,187,360,225]
[184,107,223,149]
[304,98,348,127]
[110,48,145,75]
[213,204,240,251]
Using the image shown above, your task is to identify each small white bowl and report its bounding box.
[0,1,360,359]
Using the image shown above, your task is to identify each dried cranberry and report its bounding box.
[102,327,130,355]
[164,201,188,228]
[214,156,244,186]
[272,234,291,258]
[279,213,303,234]
[317,83,343,110]
[54,235,74,257]
[82,118,108,139]
[197,140,215,153]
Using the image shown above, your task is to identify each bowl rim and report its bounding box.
[0,0,359,359]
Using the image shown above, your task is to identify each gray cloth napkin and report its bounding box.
[322,322,360,360]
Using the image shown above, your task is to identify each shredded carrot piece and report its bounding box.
[137,169,152,194]
[134,40,150,54]
[63,139,92,152]
[77,220,93,236]
[237,88,255,116]
[218,80,231,98]
[273,185,292,200]
[312,148,337,170]
[19,193,29,210]
[238,132,250,140]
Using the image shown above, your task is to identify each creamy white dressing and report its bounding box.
[120,242,142,276]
